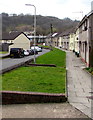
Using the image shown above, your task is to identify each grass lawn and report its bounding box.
[0,51,8,54]
[36,48,66,67]
[2,66,66,93]
[2,48,66,93]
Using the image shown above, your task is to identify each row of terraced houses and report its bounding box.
[46,10,93,68]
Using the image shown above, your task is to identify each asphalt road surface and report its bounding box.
[0,49,50,73]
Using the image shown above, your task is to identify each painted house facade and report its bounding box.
[78,11,93,67]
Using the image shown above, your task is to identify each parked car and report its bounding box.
[38,46,43,49]
[31,46,42,52]
[24,50,29,56]
[10,48,24,58]
[28,49,38,55]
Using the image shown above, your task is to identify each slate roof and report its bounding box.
[78,10,93,27]
[2,32,29,40]
[58,28,76,37]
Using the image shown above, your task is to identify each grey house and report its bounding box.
[78,10,93,67]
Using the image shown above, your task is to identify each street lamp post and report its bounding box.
[50,24,53,50]
[25,4,36,63]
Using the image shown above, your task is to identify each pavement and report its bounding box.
[0,53,9,58]
[1,48,93,119]
[66,50,93,119]
[2,103,88,118]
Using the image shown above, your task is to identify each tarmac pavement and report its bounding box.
[66,50,93,119]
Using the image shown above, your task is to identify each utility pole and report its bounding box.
[25,4,36,63]
[50,24,53,50]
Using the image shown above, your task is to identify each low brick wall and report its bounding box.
[27,63,56,67]
[1,91,67,104]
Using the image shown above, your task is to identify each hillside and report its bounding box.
[2,13,79,35]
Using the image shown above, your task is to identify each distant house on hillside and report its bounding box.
[0,32,30,51]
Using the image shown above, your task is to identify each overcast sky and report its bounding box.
[0,0,92,20]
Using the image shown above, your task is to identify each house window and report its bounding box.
[84,20,87,31]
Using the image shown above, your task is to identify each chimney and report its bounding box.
[91,1,93,11]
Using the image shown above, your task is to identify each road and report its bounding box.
[0,49,50,73]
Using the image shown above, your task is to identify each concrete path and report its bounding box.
[2,103,88,118]
[66,50,93,119]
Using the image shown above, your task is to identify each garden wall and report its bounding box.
[2,91,67,104]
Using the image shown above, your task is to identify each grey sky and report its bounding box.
[0,0,92,20]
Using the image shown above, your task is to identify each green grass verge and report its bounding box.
[38,45,51,49]
[2,66,66,93]
[86,67,93,75]
[0,51,8,54]
[36,48,66,67]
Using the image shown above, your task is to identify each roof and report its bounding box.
[46,33,60,38]
[58,28,75,37]
[2,31,29,40]
[46,33,52,38]
[78,10,93,27]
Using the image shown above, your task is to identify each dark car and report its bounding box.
[10,48,24,58]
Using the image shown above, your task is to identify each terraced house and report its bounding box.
[78,10,93,67]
